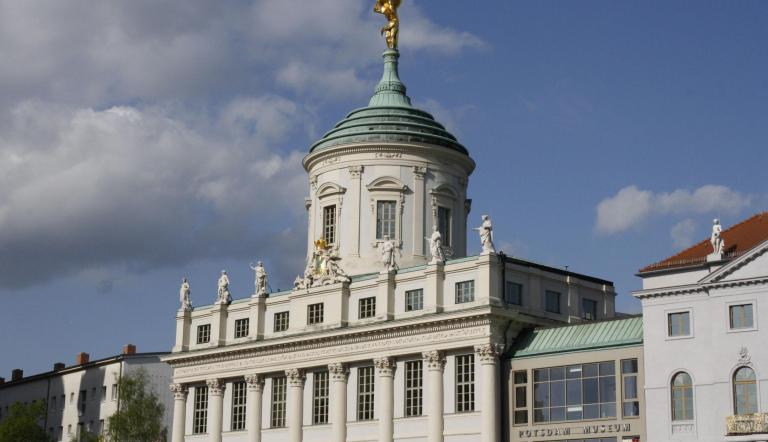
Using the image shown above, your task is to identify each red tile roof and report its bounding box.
[639,212,768,273]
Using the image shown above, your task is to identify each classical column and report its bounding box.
[207,379,225,442]
[245,374,264,442]
[328,363,349,442]
[475,344,501,442]
[286,368,305,442]
[170,383,188,442]
[374,357,395,442]
[422,351,446,442]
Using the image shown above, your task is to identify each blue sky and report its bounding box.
[1,0,766,377]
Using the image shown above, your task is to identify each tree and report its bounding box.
[106,369,167,442]
[0,401,50,442]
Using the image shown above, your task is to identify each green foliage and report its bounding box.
[77,433,103,442]
[0,401,50,442]
[106,369,167,442]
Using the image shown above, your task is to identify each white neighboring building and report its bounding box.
[634,213,768,442]
[0,345,172,441]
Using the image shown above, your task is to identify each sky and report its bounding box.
[1,0,766,378]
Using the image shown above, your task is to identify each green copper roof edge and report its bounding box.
[310,130,467,154]
[511,342,644,360]
[321,116,451,137]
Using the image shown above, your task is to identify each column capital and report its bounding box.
[328,362,349,382]
[285,368,305,387]
[422,350,446,371]
[413,166,427,180]
[374,357,395,377]
[245,373,264,390]
[474,343,503,364]
[348,165,364,178]
[206,378,224,395]
[169,383,188,400]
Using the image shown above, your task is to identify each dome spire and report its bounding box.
[369,49,412,107]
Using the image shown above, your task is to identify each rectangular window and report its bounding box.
[111,384,118,401]
[78,390,86,415]
[274,311,289,332]
[456,354,475,412]
[99,420,105,436]
[313,371,329,424]
[582,298,598,320]
[359,297,376,319]
[545,290,561,314]
[455,280,475,304]
[271,377,287,428]
[193,386,208,434]
[357,366,375,421]
[234,318,250,339]
[533,361,616,423]
[376,200,397,240]
[513,370,528,424]
[50,396,56,411]
[197,324,211,344]
[438,206,451,247]
[101,386,107,402]
[323,205,337,245]
[729,304,754,329]
[308,303,324,325]
[404,361,423,417]
[668,311,691,337]
[405,289,423,312]
[231,381,247,431]
[621,359,639,417]
[505,282,523,305]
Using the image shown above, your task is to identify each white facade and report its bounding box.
[635,237,768,442]
[0,350,173,441]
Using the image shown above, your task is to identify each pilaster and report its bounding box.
[210,303,228,347]
[424,262,445,313]
[248,294,266,340]
[173,309,191,352]
[476,253,502,306]
[413,166,427,257]
[348,166,364,257]
[376,270,396,320]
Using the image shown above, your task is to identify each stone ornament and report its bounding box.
[738,346,752,365]
[244,374,264,390]
[422,350,446,370]
[473,215,496,255]
[474,343,502,364]
[328,363,349,381]
[250,261,268,296]
[380,236,399,271]
[295,239,351,290]
[206,378,224,395]
[711,218,725,256]
[426,225,445,264]
[374,357,395,376]
[348,165,364,178]
[169,383,187,400]
[179,278,193,311]
[216,271,232,305]
[285,368,305,387]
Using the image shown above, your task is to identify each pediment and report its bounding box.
[430,183,458,198]
[316,182,346,198]
[701,239,768,284]
[366,176,407,193]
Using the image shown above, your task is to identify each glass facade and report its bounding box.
[533,362,616,422]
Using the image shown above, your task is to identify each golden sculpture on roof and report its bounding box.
[374,0,401,49]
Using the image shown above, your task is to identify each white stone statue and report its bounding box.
[380,235,399,271]
[179,278,193,311]
[217,270,232,304]
[426,225,445,264]
[711,218,725,255]
[473,215,496,255]
[250,261,268,295]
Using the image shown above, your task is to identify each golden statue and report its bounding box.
[374,0,401,49]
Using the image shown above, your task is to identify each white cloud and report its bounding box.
[670,219,698,249]
[595,185,752,235]
[0,99,309,288]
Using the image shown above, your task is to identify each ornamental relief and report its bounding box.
[173,324,489,379]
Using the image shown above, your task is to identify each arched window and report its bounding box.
[671,372,694,421]
[734,367,758,415]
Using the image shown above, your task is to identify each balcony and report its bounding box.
[727,414,768,436]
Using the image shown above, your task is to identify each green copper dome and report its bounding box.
[309,50,467,155]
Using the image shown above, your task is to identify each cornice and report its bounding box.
[166,313,492,369]
[633,276,768,300]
